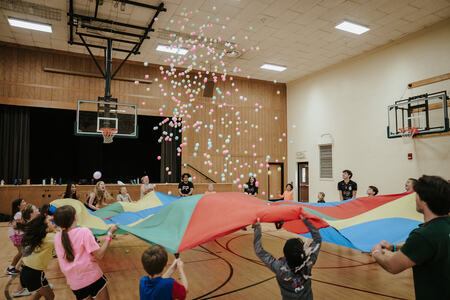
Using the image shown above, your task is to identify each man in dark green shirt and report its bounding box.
[371,175,449,300]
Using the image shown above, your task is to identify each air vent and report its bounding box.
[0,0,62,21]
[225,50,241,58]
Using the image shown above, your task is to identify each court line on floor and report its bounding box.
[214,239,264,265]
[216,234,373,269]
[263,231,369,264]
[214,234,406,299]
[192,245,234,300]
[313,279,408,300]
[4,274,15,300]
[200,276,276,299]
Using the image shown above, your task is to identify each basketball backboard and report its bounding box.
[75,100,138,139]
[387,91,449,138]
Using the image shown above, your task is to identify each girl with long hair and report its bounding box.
[85,181,114,211]
[253,215,322,299]
[7,199,29,275]
[8,202,40,297]
[20,214,55,299]
[244,176,258,195]
[63,182,78,199]
[53,205,118,300]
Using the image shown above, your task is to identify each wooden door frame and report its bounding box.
[297,162,309,202]
[267,162,284,201]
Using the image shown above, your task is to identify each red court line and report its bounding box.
[214,234,404,299]
[263,231,369,265]
[215,234,374,269]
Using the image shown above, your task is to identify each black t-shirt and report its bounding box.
[245,184,258,195]
[178,181,194,195]
[401,216,450,300]
[337,180,357,200]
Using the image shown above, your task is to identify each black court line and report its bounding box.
[218,234,374,270]
[214,238,263,265]
[214,233,406,299]
[263,232,369,265]
[313,279,409,300]
[191,248,215,254]
[4,274,15,300]
[201,276,276,299]
[192,245,234,300]
[185,258,221,264]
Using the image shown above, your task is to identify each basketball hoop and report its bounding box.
[399,127,418,143]
[99,128,117,144]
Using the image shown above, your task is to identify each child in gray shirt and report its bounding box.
[253,216,322,300]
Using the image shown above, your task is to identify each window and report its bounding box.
[320,145,332,178]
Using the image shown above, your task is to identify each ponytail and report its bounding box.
[21,214,48,256]
[53,205,77,262]
[61,229,75,262]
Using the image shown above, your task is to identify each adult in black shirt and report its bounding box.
[337,170,357,201]
[371,175,450,300]
[178,173,194,197]
[244,176,258,195]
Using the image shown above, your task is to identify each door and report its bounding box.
[268,163,284,201]
[298,162,309,202]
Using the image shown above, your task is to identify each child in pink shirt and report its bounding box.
[53,205,118,300]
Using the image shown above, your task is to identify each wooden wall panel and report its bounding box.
[0,43,288,200]
[0,183,233,215]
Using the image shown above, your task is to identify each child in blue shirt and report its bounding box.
[140,245,188,300]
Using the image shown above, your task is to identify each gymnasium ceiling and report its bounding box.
[0,0,449,83]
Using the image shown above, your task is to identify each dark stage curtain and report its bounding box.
[0,105,30,183]
[160,122,181,183]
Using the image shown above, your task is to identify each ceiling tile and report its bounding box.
[0,0,449,83]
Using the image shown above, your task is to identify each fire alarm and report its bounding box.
[408,153,413,160]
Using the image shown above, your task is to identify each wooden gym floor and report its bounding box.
[0,223,414,299]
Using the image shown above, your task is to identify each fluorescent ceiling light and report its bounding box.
[8,17,52,33]
[335,21,369,35]
[156,44,188,55]
[260,63,286,72]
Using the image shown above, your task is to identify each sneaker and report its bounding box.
[12,288,30,297]
[6,267,20,275]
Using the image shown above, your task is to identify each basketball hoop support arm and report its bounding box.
[67,0,166,102]
[105,39,112,101]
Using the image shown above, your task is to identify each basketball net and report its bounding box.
[399,127,418,143]
[99,128,117,144]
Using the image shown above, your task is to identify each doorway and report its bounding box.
[297,162,309,202]
[267,163,284,201]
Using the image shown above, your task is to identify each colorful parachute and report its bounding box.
[274,192,422,252]
[50,191,421,253]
